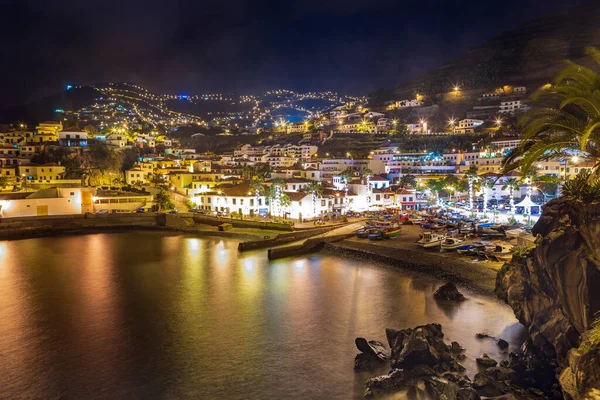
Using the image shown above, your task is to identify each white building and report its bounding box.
[499,100,524,114]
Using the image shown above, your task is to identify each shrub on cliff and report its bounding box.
[561,170,600,202]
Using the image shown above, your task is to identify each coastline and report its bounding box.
[1,214,501,297]
[324,239,499,296]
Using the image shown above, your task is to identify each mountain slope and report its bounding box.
[392,1,600,99]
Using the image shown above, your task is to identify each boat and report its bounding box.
[383,227,402,239]
[493,244,514,262]
[368,231,384,240]
[472,241,496,251]
[408,217,423,225]
[354,228,372,239]
[416,233,444,248]
[440,237,465,251]
[456,244,476,254]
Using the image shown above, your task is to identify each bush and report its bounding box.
[562,170,600,201]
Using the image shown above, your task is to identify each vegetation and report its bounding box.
[0,175,8,189]
[154,188,175,211]
[561,170,600,201]
[504,47,600,175]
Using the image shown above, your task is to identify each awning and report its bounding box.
[515,196,541,208]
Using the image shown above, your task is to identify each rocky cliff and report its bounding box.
[496,198,600,399]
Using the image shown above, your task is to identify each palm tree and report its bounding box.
[340,169,355,214]
[501,178,521,215]
[267,178,286,217]
[462,166,479,211]
[362,168,373,209]
[250,179,264,216]
[503,47,600,176]
[305,181,324,218]
[481,177,495,215]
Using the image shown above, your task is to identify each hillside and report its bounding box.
[390,1,600,100]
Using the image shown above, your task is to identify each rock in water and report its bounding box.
[476,353,498,367]
[354,337,387,371]
[434,282,466,301]
[497,338,509,350]
[355,338,388,361]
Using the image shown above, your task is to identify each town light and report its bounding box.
[495,118,502,126]
[448,118,456,126]
[571,155,579,163]
[453,85,460,92]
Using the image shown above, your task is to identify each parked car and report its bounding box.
[168,209,178,214]
[95,209,109,214]
[135,208,145,213]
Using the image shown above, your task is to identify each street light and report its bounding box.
[495,118,503,127]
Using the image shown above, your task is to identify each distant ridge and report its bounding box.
[391,1,600,98]
[0,86,100,125]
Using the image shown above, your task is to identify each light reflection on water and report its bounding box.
[0,232,524,399]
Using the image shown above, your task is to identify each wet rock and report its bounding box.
[395,330,440,368]
[476,353,498,368]
[475,332,494,340]
[364,369,406,398]
[559,337,600,400]
[423,376,459,399]
[354,338,388,371]
[497,339,509,350]
[457,387,481,400]
[451,341,465,353]
[434,282,466,301]
[472,372,509,397]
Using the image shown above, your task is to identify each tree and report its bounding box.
[480,177,496,215]
[502,178,521,215]
[0,175,8,190]
[426,179,444,202]
[266,179,286,217]
[154,188,175,211]
[250,179,265,215]
[503,47,600,176]
[150,173,169,188]
[461,166,480,210]
[305,181,324,217]
[340,169,355,214]
[398,173,417,189]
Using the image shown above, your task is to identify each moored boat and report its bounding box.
[456,244,476,254]
[416,233,444,248]
[440,237,466,251]
[493,244,514,262]
[383,227,402,239]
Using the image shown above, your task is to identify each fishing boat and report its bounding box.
[408,217,423,225]
[440,237,465,251]
[493,244,514,262]
[383,227,402,239]
[416,233,444,248]
[354,228,372,239]
[456,244,476,254]
[368,231,384,240]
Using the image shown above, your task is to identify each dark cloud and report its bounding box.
[0,0,585,107]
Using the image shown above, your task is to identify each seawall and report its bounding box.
[326,240,498,296]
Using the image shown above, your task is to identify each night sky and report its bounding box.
[0,0,583,107]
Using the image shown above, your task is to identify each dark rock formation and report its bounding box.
[354,338,388,371]
[476,353,498,368]
[497,338,509,350]
[475,332,494,339]
[434,282,466,301]
[559,330,600,399]
[496,198,600,398]
[497,199,600,358]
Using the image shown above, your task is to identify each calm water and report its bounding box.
[0,232,524,399]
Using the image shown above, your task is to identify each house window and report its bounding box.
[232,198,236,205]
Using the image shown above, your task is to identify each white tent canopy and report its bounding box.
[515,196,541,208]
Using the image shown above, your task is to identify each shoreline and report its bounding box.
[324,240,499,297]
[1,216,501,297]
